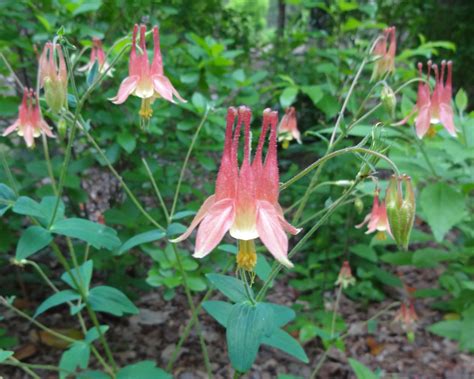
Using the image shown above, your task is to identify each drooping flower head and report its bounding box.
[172,107,301,268]
[110,24,186,122]
[356,188,392,240]
[78,38,113,77]
[371,26,396,80]
[401,61,457,139]
[39,42,68,114]
[394,300,418,331]
[335,260,356,289]
[3,89,54,148]
[278,106,301,148]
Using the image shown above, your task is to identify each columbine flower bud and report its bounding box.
[39,42,68,114]
[385,175,416,251]
[354,197,364,214]
[335,260,355,289]
[381,85,397,117]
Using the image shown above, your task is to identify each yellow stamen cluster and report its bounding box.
[139,98,153,120]
[375,231,387,241]
[236,239,257,272]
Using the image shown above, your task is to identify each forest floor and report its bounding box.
[1,260,473,379]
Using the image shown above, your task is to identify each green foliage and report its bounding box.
[116,361,171,379]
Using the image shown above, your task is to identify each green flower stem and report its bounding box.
[0,149,19,196]
[170,244,213,378]
[257,180,361,302]
[166,258,234,372]
[415,138,438,177]
[0,52,24,90]
[330,285,343,340]
[299,198,356,228]
[142,158,170,223]
[309,301,400,378]
[281,146,400,192]
[2,358,73,375]
[47,43,129,230]
[48,241,117,374]
[78,124,166,231]
[170,107,210,219]
[41,134,58,195]
[2,358,42,379]
[0,296,114,377]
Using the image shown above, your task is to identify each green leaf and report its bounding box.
[301,85,323,105]
[380,252,412,265]
[428,320,462,340]
[85,325,109,344]
[88,286,138,316]
[71,0,103,16]
[13,196,65,226]
[255,254,272,282]
[266,303,295,327]
[77,371,110,379]
[420,183,465,241]
[16,226,53,260]
[34,290,81,318]
[51,218,121,250]
[412,248,457,268]
[117,132,137,154]
[0,183,16,216]
[117,361,171,379]
[117,229,165,255]
[0,349,13,362]
[350,244,378,263]
[203,300,233,327]
[191,92,207,112]
[455,88,468,112]
[280,87,298,108]
[460,305,474,351]
[61,260,94,292]
[59,341,90,379]
[348,358,378,379]
[206,274,253,302]
[87,59,99,87]
[226,302,275,372]
[262,328,308,363]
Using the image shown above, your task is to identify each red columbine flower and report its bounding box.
[78,38,112,76]
[335,260,356,289]
[356,189,392,240]
[3,89,54,148]
[110,24,186,121]
[395,300,418,330]
[172,107,301,268]
[278,107,301,148]
[371,26,396,80]
[401,61,456,138]
[39,42,68,114]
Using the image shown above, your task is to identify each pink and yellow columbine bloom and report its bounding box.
[371,26,396,80]
[3,89,54,148]
[394,300,418,331]
[172,106,301,268]
[278,106,301,148]
[110,24,186,120]
[78,38,113,77]
[401,61,456,138]
[356,190,392,240]
[335,260,356,289]
[39,42,68,114]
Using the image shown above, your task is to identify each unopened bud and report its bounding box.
[354,197,364,214]
[44,77,67,113]
[381,85,397,117]
[335,260,355,289]
[386,175,416,250]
